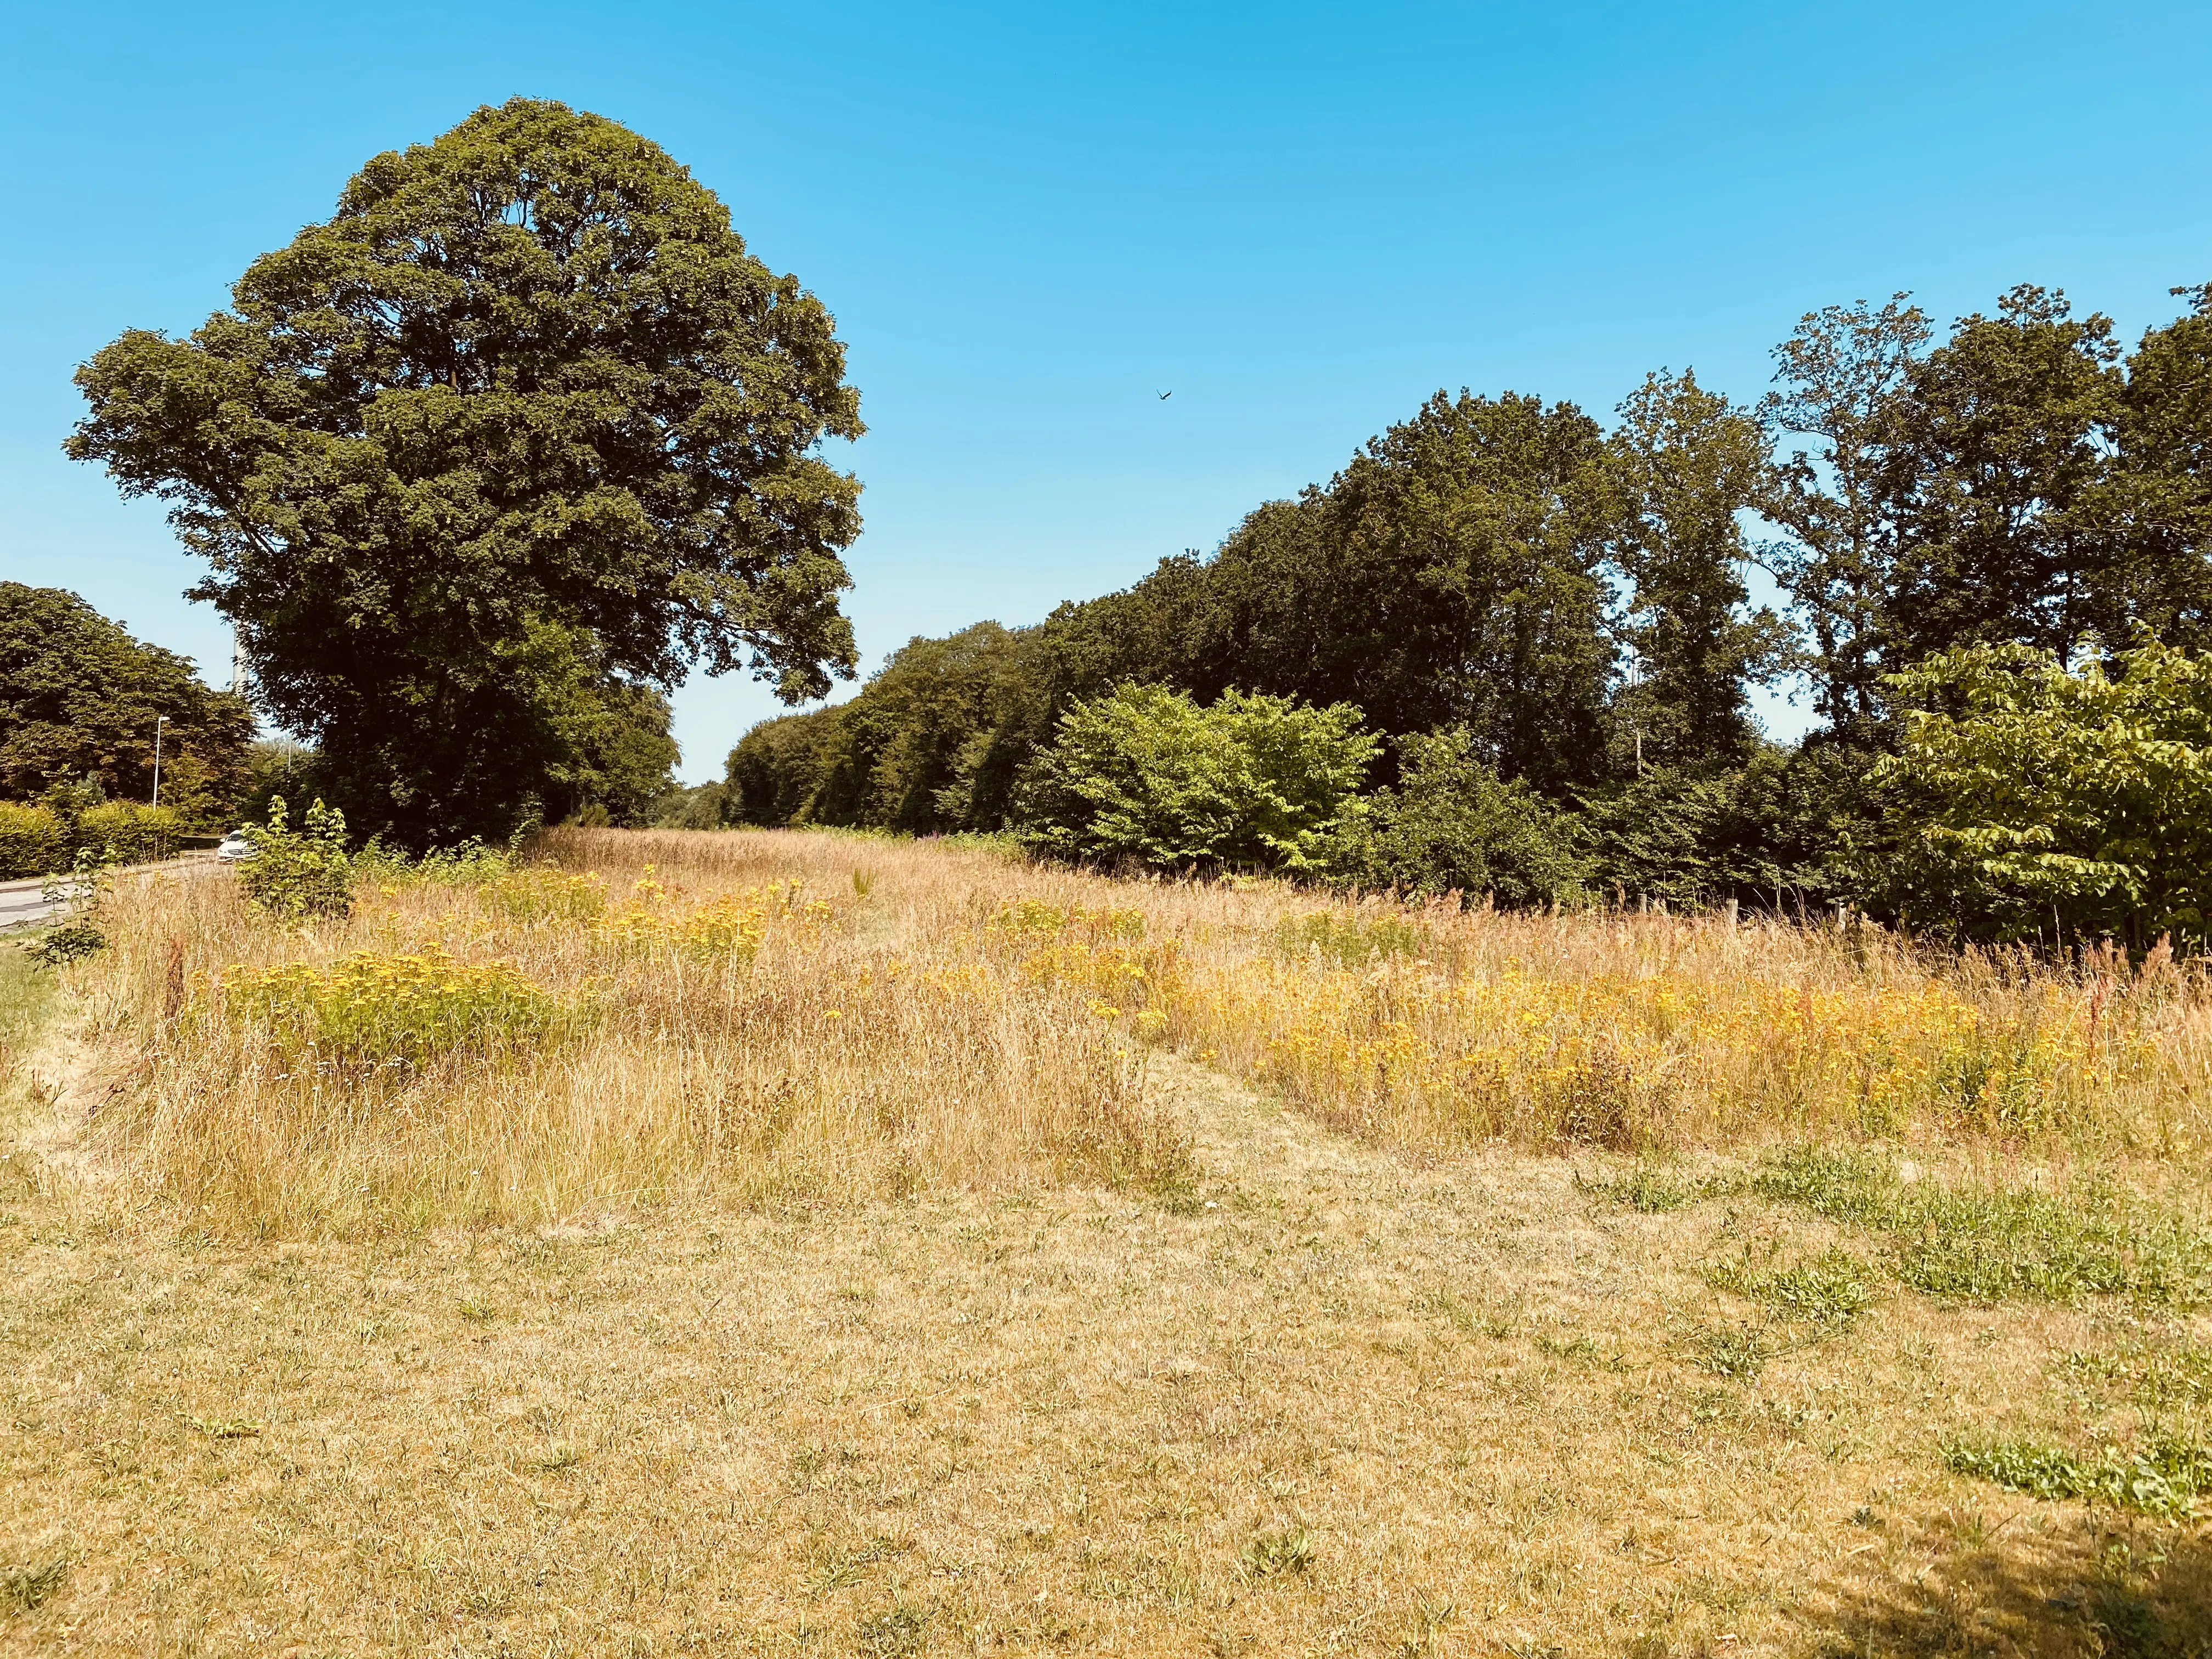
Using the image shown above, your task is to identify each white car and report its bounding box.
[215,832,256,863]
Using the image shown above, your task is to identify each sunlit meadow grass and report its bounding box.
[19,830,2212,1656]
[74,839,1180,1234]
[62,826,2212,1238]
[975,865,2212,1162]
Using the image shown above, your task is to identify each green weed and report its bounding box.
[184,1414,262,1439]
[1683,1323,1769,1379]
[1594,1146,2212,1309]
[1241,1525,1316,1578]
[1,1557,66,1615]
[1581,1164,1711,1214]
[1945,1434,2212,1520]
[2059,1344,2212,1410]
[1706,1248,1876,1327]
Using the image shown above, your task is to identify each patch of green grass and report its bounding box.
[183,1414,263,1440]
[2058,1344,2212,1410]
[1581,1164,1710,1214]
[1592,1146,2212,1310]
[1240,1525,1316,1579]
[1945,1434,2212,1520]
[1,1557,67,1616]
[1706,1248,1877,1327]
[1682,1323,1769,1379]
[0,944,54,1051]
[1753,1149,2211,1307]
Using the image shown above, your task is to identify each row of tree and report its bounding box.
[44,97,2212,939]
[719,283,2212,935]
[0,582,254,827]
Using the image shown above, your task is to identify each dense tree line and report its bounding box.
[0,582,253,825]
[723,284,2212,930]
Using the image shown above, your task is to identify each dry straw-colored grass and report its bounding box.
[59,825,2212,1234]
[12,828,2212,1657]
[74,832,1183,1234]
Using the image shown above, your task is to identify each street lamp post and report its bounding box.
[153,715,168,810]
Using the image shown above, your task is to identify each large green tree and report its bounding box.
[1758,295,1932,742]
[1206,391,1618,787]
[1606,370,1784,768]
[68,98,862,843]
[1882,285,2128,661]
[2114,285,2212,645]
[805,623,1029,832]
[0,583,252,822]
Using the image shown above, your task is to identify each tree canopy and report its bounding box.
[717,274,2212,939]
[69,98,861,843]
[0,583,252,824]
[1884,636,2212,949]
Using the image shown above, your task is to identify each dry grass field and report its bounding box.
[8,828,2212,1656]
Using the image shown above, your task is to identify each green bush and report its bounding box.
[1578,746,1879,914]
[0,805,64,881]
[238,797,354,921]
[73,802,184,865]
[0,800,184,879]
[1882,635,2212,948]
[1336,727,1589,908]
[1014,684,1377,873]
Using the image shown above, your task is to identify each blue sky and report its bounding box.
[5,1,2211,778]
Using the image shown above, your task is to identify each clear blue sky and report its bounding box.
[5,1,2210,778]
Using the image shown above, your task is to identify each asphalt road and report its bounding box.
[0,854,222,932]
[0,879,80,930]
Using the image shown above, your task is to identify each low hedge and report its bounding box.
[0,802,187,880]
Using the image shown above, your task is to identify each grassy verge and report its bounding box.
[1590,1149,2212,1307]
[9,829,2212,1655]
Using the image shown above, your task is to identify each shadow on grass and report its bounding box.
[1808,1517,2212,1657]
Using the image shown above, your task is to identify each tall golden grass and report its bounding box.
[74,834,1176,1234]
[64,826,2212,1234]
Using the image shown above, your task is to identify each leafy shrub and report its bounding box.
[1015,684,1377,873]
[1883,635,2212,948]
[1579,746,1878,913]
[73,802,184,865]
[26,918,106,967]
[1946,1435,2212,1520]
[0,804,64,881]
[1336,727,1588,908]
[220,947,569,1063]
[0,799,184,879]
[352,836,510,888]
[237,797,354,921]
